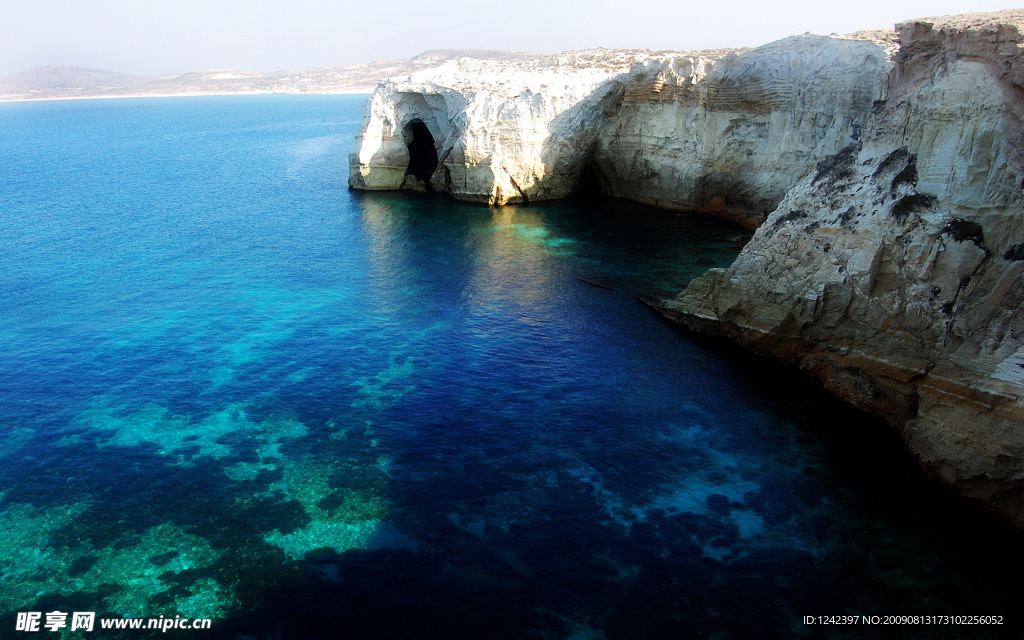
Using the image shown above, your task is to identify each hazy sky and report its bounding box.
[0,1,1004,76]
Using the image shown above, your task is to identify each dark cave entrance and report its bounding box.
[574,160,608,200]
[405,120,439,185]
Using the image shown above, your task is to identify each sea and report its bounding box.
[0,95,1020,639]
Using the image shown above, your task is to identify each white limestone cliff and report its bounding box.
[349,50,682,205]
[349,10,1024,526]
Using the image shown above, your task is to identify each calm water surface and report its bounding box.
[0,96,1020,639]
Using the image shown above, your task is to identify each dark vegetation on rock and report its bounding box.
[890,194,936,221]
[812,143,860,188]
[873,147,911,178]
[942,219,985,248]
[890,162,918,192]
[771,209,808,230]
[1003,243,1024,261]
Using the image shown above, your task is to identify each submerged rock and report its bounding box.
[349,9,1024,526]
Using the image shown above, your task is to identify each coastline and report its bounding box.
[0,88,374,103]
[346,9,1024,527]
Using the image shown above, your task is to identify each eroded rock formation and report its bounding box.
[349,50,663,204]
[349,10,1024,526]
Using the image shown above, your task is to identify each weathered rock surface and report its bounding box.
[349,9,1024,526]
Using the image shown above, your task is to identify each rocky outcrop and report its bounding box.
[349,50,668,204]
[348,10,1024,526]
[649,10,1024,526]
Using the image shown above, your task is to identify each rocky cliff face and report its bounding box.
[648,10,1024,526]
[349,10,1024,526]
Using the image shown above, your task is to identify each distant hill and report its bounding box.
[0,66,157,93]
[411,49,538,63]
[0,51,539,102]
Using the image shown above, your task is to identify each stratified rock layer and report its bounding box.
[349,9,1024,526]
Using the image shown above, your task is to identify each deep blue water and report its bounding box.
[0,96,1021,639]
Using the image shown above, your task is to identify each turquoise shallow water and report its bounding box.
[0,95,1021,639]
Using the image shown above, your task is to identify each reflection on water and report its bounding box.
[0,96,1021,639]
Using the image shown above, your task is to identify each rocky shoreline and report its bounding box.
[349,10,1024,527]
